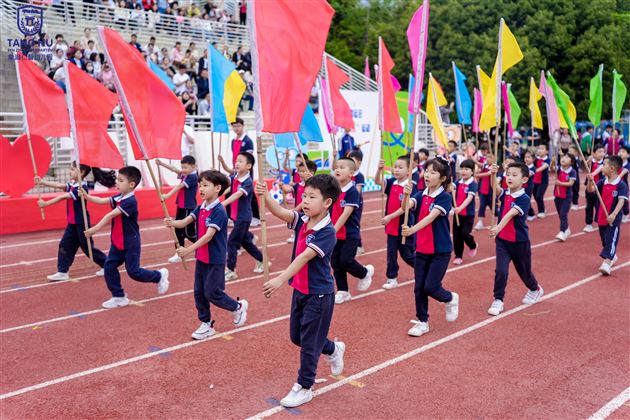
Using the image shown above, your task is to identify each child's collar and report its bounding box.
[507,188,525,197]
[605,175,621,185]
[340,181,353,192]
[200,198,220,210]
[393,177,409,186]
[236,172,250,182]
[461,177,474,185]
[115,191,135,201]
[423,185,444,198]
[301,213,331,231]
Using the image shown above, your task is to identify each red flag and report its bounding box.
[98,27,185,160]
[324,56,354,130]
[378,38,402,133]
[15,56,70,137]
[248,0,334,133]
[65,62,123,169]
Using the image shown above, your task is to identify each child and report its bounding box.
[532,144,550,218]
[35,164,108,281]
[375,156,417,289]
[402,158,460,337]
[496,157,515,191]
[164,170,248,339]
[568,145,582,211]
[221,152,266,281]
[474,144,493,230]
[416,148,429,191]
[505,140,521,160]
[447,140,459,181]
[331,157,374,304]
[284,151,308,186]
[618,146,630,223]
[282,160,317,243]
[82,166,169,308]
[583,145,605,233]
[157,155,198,263]
[591,156,628,275]
[523,150,537,221]
[487,161,543,316]
[452,159,479,265]
[553,154,577,241]
[256,174,345,408]
[348,150,365,255]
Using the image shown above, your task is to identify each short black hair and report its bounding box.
[296,152,309,160]
[238,151,255,166]
[480,144,489,152]
[88,40,94,44]
[304,174,340,207]
[460,159,475,171]
[199,170,230,195]
[426,157,451,188]
[561,153,576,166]
[232,117,244,125]
[621,145,630,154]
[348,149,363,162]
[396,155,410,167]
[606,155,623,170]
[300,159,317,174]
[507,161,529,178]
[593,144,605,153]
[337,157,356,171]
[181,155,196,165]
[418,148,429,157]
[538,143,548,150]
[119,166,142,187]
[448,140,457,147]
[178,64,187,70]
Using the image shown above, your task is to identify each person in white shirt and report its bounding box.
[80,28,95,50]
[197,92,211,116]
[172,64,191,95]
[84,40,99,58]
[49,48,65,73]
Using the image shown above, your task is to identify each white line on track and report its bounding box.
[0,236,606,400]
[247,261,630,419]
[588,386,630,420]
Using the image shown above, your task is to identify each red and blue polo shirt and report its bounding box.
[176,171,198,210]
[353,170,365,218]
[292,181,305,207]
[231,135,254,165]
[65,181,89,225]
[524,163,535,194]
[330,182,361,240]
[190,198,228,264]
[533,155,550,185]
[288,212,336,295]
[553,167,577,199]
[291,168,301,184]
[454,177,478,216]
[477,154,491,195]
[497,188,531,242]
[410,186,453,254]
[596,177,628,226]
[229,174,254,222]
[384,177,417,236]
[587,159,604,185]
[415,161,426,190]
[109,192,141,250]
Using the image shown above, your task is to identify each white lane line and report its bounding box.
[2,255,625,402]
[588,387,630,420]
[247,262,630,419]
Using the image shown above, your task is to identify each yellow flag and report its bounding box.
[529,77,543,129]
[479,19,524,131]
[426,73,448,148]
[476,66,491,98]
[558,98,577,128]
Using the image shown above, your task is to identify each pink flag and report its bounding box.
[324,56,354,130]
[391,75,402,93]
[539,70,560,137]
[248,0,334,133]
[407,0,429,113]
[501,82,514,136]
[364,56,371,89]
[378,38,403,134]
[473,87,482,133]
[319,76,333,133]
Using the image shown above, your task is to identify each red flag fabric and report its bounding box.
[248,0,334,133]
[378,38,403,133]
[325,56,354,130]
[15,56,70,137]
[99,27,185,160]
[65,62,123,169]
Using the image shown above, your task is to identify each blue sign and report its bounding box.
[17,6,43,36]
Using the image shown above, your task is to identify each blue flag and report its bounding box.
[452,62,472,125]
[274,104,323,148]
[148,59,175,91]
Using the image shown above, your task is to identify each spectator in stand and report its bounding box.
[232,45,244,66]
[181,91,198,115]
[53,65,67,92]
[170,41,184,64]
[198,48,208,74]
[203,0,215,15]
[221,45,230,60]
[69,49,84,68]
[196,68,209,100]
[157,0,167,13]
[114,1,130,28]
[148,4,161,31]
[239,70,254,111]
[89,53,103,79]
[189,42,199,59]
[239,1,246,25]
[142,0,154,11]
[80,28,95,50]
[198,92,210,116]
[53,34,68,56]
[84,61,97,78]
[173,64,190,95]
[187,3,201,17]
[49,48,65,78]
[84,40,99,58]
[66,40,82,60]
[181,49,194,71]
[100,62,116,91]
[185,79,197,97]
[160,56,176,77]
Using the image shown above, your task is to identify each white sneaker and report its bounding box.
[232,299,248,326]
[583,224,594,233]
[157,268,169,294]
[474,220,484,230]
[537,213,546,219]
[280,383,313,408]
[445,292,459,322]
[251,218,261,227]
[565,228,571,238]
[407,320,429,337]
[102,295,130,309]
[522,285,544,304]
[334,291,352,304]
[571,204,579,211]
[487,299,504,316]
[191,322,216,340]
[611,255,619,266]
[324,341,345,376]
[95,269,105,276]
[47,272,69,282]
[382,278,398,290]
[253,260,270,274]
[356,246,365,256]
[286,234,295,243]
[225,269,238,281]
[168,253,182,263]
[599,261,612,275]
[357,264,374,291]
[623,215,629,224]
[237,249,243,256]
[527,215,536,222]
[555,231,566,242]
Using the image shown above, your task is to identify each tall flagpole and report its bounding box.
[491,19,504,225]
[207,42,218,170]
[377,38,386,217]
[322,54,338,163]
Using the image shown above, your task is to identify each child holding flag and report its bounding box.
[553,154,577,241]
[282,159,318,243]
[583,145,605,233]
[474,144,493,230]
[618,146,630,223]
[348,150,366,255]
[532,144,551,218]
[451,159,479,265]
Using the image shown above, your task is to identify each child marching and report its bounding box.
[553,154,577,241]
[451,159,479,265]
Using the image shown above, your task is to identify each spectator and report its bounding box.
[185,79,197,97]
[129,6,144,31]
[181,49,193,71]
[69,49,84,68]
[203,0,215,15]
[170,41,184,64]
[142,0,154,11]
[186,3,201,17]
[157,0,167,13]
[129,34,142,52]
[84,40,99,58]
[197,48,208,75]
[239,1,246,25]
[66,40,82,60]
[160,56,176,77]
[198,92,210,116]
[221,45,230,60]
[239,70,254,111]
[144,36,157,53]
[99,62,116,91]
[53,34,68,56]
[181,91,197,115]
[173,64,190,95]
[53,65,67,92]
[89,52,103,78]
[196,68,209,100]
[147,4,161,31]
[83,61,97,78]
[49,48,65,77]
[114,1,130,28]
[189,42,199,59]
[80,28,95,50]
[232,45,244,66]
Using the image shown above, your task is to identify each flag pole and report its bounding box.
[256,135,270,283]
[272,136,287,207]
[63,61,94,263]
[211,132,216,169]
[491,20,504,226]
[15,59,45,220]
[401,110,418,245]
[98,27,187,270]
[322,54,338,163]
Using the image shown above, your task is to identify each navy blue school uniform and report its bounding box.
[353,170,365,247]
[585,159,604,225]
[384,178,416,279]
[287,211,337,390]
[409,187,454,322]
[453,178,478,258]
[57,181,107,273]
[330,182,366,292]
[525,163,536,217]
[477,155,493,218]
[226,174,263,271]
[190,199,239,323]
[174,171,198,247]
[553,167,577,232]
[620,159,630,216]
[532,155,550,214]
[448,152,458,180]
[596,177,628,260]
[493,188,539,301]
[230,135,254,165]
[571,156,581,206]
[104,192,161,298]
[339,133,355,158]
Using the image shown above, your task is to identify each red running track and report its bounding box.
[0,189,628,419]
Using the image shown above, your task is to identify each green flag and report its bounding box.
[546,72,577,139]
[612,69,627,124]
[588,64,603,126]
[507,85,521,129]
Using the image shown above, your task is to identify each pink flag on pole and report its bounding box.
[391,74,402,93]
[364,56,371,89]
[406,0,429,113]
[539,70,560,137]
[501,81,514,136]
[378,37,403,134]
[324,56,354,130]
[473,87,482,133]
[319,76,334,133]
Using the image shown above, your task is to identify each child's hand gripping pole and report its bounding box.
[255,136,270,284]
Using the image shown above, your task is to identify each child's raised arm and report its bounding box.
[78,189,111,205]
[37,193,70,208]
[156,159,181,175]
[34,176,66,190]
[262,247,317,298]
[161,183,184,201]
[374,159,386,189]
[217,155,234,174]
[255,181,294,223]
[84,208,121,237]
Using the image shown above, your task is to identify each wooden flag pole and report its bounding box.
[380,132,386,217]
[76,168,94,262]
[156,160,163,190]
[401,111,419,244]
[218,133,223,172]
[255,135,270,283]
[211,131,216,170]
[451,188,460,226]
[272,136,287,207]
[570,135,609,219]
